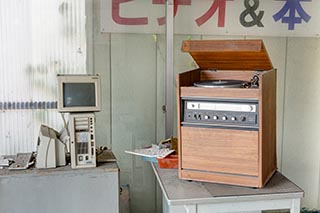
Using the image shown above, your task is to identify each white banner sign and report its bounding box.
[100,0,320,37]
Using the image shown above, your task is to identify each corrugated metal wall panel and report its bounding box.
[0,0,86,155]
[0,0,32,102]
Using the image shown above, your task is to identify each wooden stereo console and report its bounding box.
[176,40,277,188]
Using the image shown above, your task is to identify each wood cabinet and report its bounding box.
[177,40,277,187]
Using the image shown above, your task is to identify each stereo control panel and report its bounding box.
[182,99,259,130]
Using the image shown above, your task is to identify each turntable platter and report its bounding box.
[193,80,248,88]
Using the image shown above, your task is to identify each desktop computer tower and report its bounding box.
[69,113,96,168]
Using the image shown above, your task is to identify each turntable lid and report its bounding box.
[181,40,273,71]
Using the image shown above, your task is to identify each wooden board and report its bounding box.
[181,127,259,176]
[180,170,259,188]
[259,69,277,186]
[180,87,259,99]
[200,70,257,82]
[176,69,201,173]
[181,40,273,71]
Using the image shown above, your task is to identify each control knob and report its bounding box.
[213,115,218,120]
[240,116,246,122]
[222,116,227,121]
[231,116,236,121]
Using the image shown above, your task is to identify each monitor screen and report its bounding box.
[63,83,96,107]
[57,75,101,112]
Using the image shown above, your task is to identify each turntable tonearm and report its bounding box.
[176,40,277,188]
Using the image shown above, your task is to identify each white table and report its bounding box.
[152,163,303,213]
[0,162,119,213]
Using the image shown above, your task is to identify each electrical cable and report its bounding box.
[60,113,70,136]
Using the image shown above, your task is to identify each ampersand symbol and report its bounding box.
[239,0,264,27]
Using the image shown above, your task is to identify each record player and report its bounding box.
[176,40,277,188]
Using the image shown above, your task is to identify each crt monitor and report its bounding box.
[57,75,101,112]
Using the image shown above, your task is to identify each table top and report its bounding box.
[0,162,119,178]
[152,163,304,206]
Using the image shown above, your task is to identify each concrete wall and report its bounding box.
[89,0,320,211]
[282,38,320,208]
